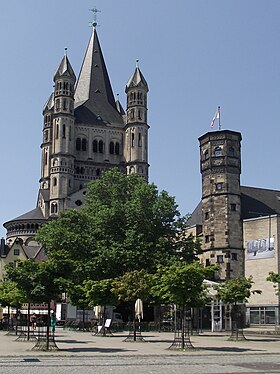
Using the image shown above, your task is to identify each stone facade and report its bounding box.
[198,130,244,280]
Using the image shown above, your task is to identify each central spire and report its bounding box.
[74,28,123,125]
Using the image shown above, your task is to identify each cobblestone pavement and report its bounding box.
[1,329,280,373]
[1,354,280,373]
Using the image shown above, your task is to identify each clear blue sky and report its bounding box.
[1,0,280,238]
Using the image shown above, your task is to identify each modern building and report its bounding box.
[2,25,149,252]
[187,129,280,325]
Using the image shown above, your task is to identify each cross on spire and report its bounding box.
[89,6,101,28]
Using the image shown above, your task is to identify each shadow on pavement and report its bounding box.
[60,347,137,353]
[198,346,264,353]
[55,339,92,344]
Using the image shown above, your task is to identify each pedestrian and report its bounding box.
[30,313,37,330]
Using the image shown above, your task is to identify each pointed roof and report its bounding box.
[115,99,125,115]
[43,92,54,113]
[74,28,124,126]
[126,67,148,92]
[54,55,76,80]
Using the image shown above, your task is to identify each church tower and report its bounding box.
[3,25,150,245]
[40,53,76,217]
[124,64,149,181]
[199,130,244,280]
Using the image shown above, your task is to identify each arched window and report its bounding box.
[82,138,87,151]
[51,203,58,214]
[214,146,222,156]
[44,150,48,165]
[204,150,209,160]
[131,132,135,147]
[228,147,235,156]
[98,140,104,153]
[56,124,59,139]
[55,99,60,111]
[62,124,66,138]
[63,99,67,111]
[93,139,98,152]
[80,167,85,175]
[138,110,142,120]
[53,177,57,186]
[138,133,142,147]
[96,168,100,176]
[76,138,81,151]
[109,141,114,154]
[115,142,120,155]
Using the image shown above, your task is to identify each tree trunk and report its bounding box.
[82,308,85,332]
[46,302,51,350]
[27,303,30,340]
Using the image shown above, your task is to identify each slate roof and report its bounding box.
[126,66,148,91]
[22,245,45,259]
[241,186,280,219]
[187,186,280,227]
[54,55,76,80]
[38,189,50,203]
[43,92,54,113]
[187,201,202,227]
[74,28,124,127]
[3,207,46,227]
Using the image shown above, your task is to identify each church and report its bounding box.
[2,26,149,249]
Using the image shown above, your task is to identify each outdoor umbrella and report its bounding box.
[135,298,143,321]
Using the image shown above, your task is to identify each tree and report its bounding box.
[267,271,280,292]
[215,276,261,341]
[36,168,193,284]
[5,259,63,349]
[84,278,118,335]
[111,270,153,341]
[152,262,216,350]
[0,280,25,331]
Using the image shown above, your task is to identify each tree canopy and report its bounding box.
[36,168,199,291]
[0,280,25,309]
[214,276,261,305]
[5,259,64,305]
[152,262,216,308]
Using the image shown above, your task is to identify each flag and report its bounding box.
[210,108,220,128]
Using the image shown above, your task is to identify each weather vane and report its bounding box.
[89,6,101,28]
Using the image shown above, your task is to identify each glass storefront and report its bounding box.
[249,307,276,325]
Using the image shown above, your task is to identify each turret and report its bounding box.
[49,52,76,215]
[40,93,54,191]
[199,130,243,280]
[124,64,149,180]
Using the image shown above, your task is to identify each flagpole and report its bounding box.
[218,106,221,130]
